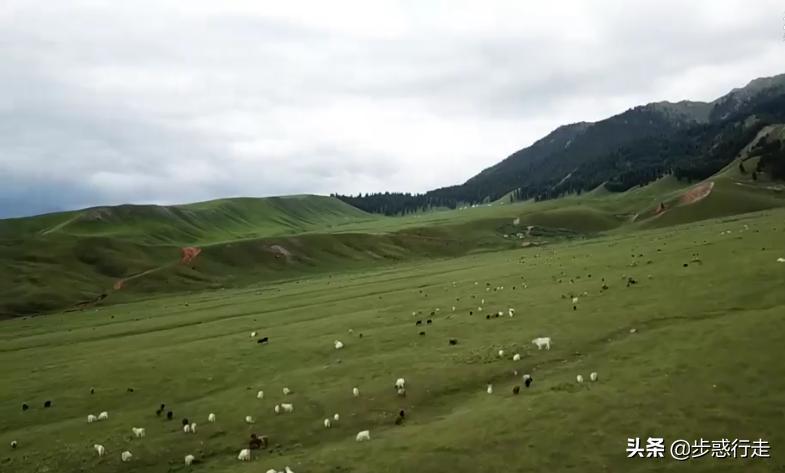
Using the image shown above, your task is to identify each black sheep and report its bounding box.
[449,339,458,345]
[513,386,520,395]
[525,377,533,388]
[43,400,52,408]
[22,403,29,411]
[182,418,189,426]
[166,411,173,420]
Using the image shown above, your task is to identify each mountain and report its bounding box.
[337,73,785,214]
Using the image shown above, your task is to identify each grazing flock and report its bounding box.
[20,217,775,471]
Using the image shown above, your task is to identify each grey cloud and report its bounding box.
[0,0,783,218]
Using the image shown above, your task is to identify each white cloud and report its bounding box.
[0,0,783,217]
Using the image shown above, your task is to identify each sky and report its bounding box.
[1,0,783,218]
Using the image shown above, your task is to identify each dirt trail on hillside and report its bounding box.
[679,181,714,205]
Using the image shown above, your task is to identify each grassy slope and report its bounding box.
[3,160,785,318]
[1,208,784,472]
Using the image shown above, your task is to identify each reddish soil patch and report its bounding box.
[679,181,714,205]
[181,247,202,265]
[113,279,125,290]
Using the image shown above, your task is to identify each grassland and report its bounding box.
[2,205,785,472]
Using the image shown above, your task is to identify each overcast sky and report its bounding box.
[1,0,783,218]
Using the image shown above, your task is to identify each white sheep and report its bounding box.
[282,387,291,396]
[185,454,195,465]
[532,337,551,350]
[121,450,133,462]
[251,331,257,337]
[334,340,344,350]
[87,414,97,423]
[257,390,264,399]
[576,375,584,383]
[352,387,360,397]
[522,374,531,382]
[572,297,579,304]
[481,299,485,305]
[237,448,251,461]
[98,411,109,420]
[512,353,521,361]
[508,308,515,317]
[281,403,294,413]
[778,257,785,263]
[183,424,191,433]
[498,349,505,358]
[190,423,197,433]
[333,413,340,422]
[324,418,332,428]
[497,311,504,317]
[266,470,277,473]
[131,427,145,438]
[486,384,493,394]
[394,378,406,390]
[285,466,295,473]
[590,371,598,382]
[93,444,105,457]
[208,413,216,423]
[245,415,255,424]
[355,430,371,442]
[10,440,18,449]
[274,404,281,415]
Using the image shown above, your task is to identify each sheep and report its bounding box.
[93,444,105,456]
[11,440,18,449]
[87,414,97,423]
[498,349,505,358]
[257,390,265,399]
[282,387,291,396]
[250,331,257,337]
[355,430,371,442]
[237,448,251,461]
[576,375,584,383]
[245,415,255,424]
[249,433,268,449]
[183,424,191,433]
[281,403,294,413]
[98,411,109,420]
[166,411,174,420]
[426,319,432,325]
[257,337,269,344]
[190,422,197,433]
[352,387,360,397]
[512,386,520,395]
[497,311,504,317]
[778,257,785,263]
[43,400,52,408]
[324,418,332,428]
[572,297,579,304]
[524,375,533,388]
[131,427,145,438]
[185,454,195,466]
[419,331,426,336]
[449,338,458,345]
[590,371,598,382]
[182,418,190,426]
[508,308,515,317]
[208,413,216,423]
[121,451,133,462]
[486,384,493,394]
[286,467,295,473]
[394,378,406,390]
[21,403,29,411]
[512,353,521,361]
[334,340,344,350]
[415,320,422,326]
[531,337,551,350]
[396,387,406,397]
[274,404,281,414]
[333,413,340,422]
